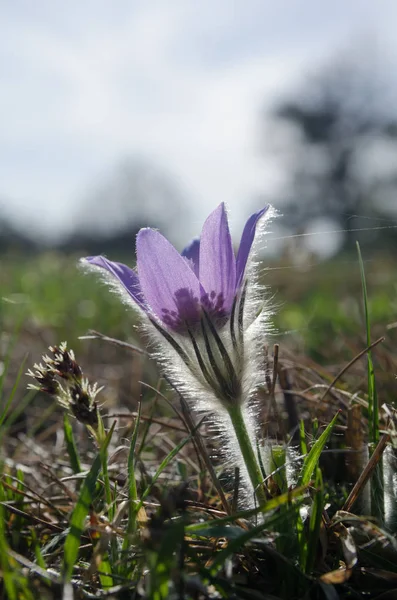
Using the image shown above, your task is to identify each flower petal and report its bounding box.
[235,206,270,288]
[82,255,146,309]
[137,228,202,328]
[199,202,236,315]
[181,238,200,277]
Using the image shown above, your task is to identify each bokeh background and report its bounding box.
[2,1,397,255]
[1,1,397,397]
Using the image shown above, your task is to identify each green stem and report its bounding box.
[121,401,142,568]
[99,433,119,569]
[124,428,139,539]
[227,403,267,507]
[94,415,115,520]
[101,451,114,519]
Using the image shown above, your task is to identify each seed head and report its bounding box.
[27,343,101,428]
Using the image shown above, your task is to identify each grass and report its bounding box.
[0,249,397,598]
[356,243,379,444]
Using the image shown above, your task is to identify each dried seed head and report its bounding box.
[70,383,99,427]
[27,343,102,428]
[48,342,83,381]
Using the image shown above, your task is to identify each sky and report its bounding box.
[2,0,397,247]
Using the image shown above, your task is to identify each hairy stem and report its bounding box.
[227,403,267,507]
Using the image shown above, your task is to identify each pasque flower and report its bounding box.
[81,202,275,506]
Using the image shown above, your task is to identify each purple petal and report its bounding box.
[136,228,202,328]
[235,206,270,288]
[181,238,200,277]
[83,255,146,309]
[199,203,236,315]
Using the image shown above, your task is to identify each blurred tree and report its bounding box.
[62,157,189,256]
[269,50,397,253]
[0,208,39,254]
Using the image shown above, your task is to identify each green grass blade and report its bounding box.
[186,484,309,535]
[356,241,379,443]
[120,402,142,577]
[305,467,325,574]
[128,401,142,509]
[0,390,35,440]
[32,530,47,570]
[0,355,28,433]
[97,555,113,589]
[99,423,116,522]
[63,413,81,475]
[63,453,102,581]
[298,411,339,486]
[135,425,199,512]
[123,400,142,552]
[296,510,306,571]
[63,421,116,581]
[299,420,307,456]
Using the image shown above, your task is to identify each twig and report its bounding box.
[8,549,62,583]
[277,363,300,442]
[320,336,385,402]
[139,380,188,429]
[342,433,389,513]
[80,330,148,356]
[0,502,64,532]
[39,463,78,502]
[0,477,65,518]
[102,411,187,433]
[263,344,283,438]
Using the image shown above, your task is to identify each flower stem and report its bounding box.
[227,403,267,507]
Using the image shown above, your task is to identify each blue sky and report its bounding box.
[1,1,397,245]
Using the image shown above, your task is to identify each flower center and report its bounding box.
[201,290,227,320]
[160,287,201,329]
[159,287,230,330]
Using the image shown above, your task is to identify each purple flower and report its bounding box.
[81,202,273,409]
[82,203,269,331]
